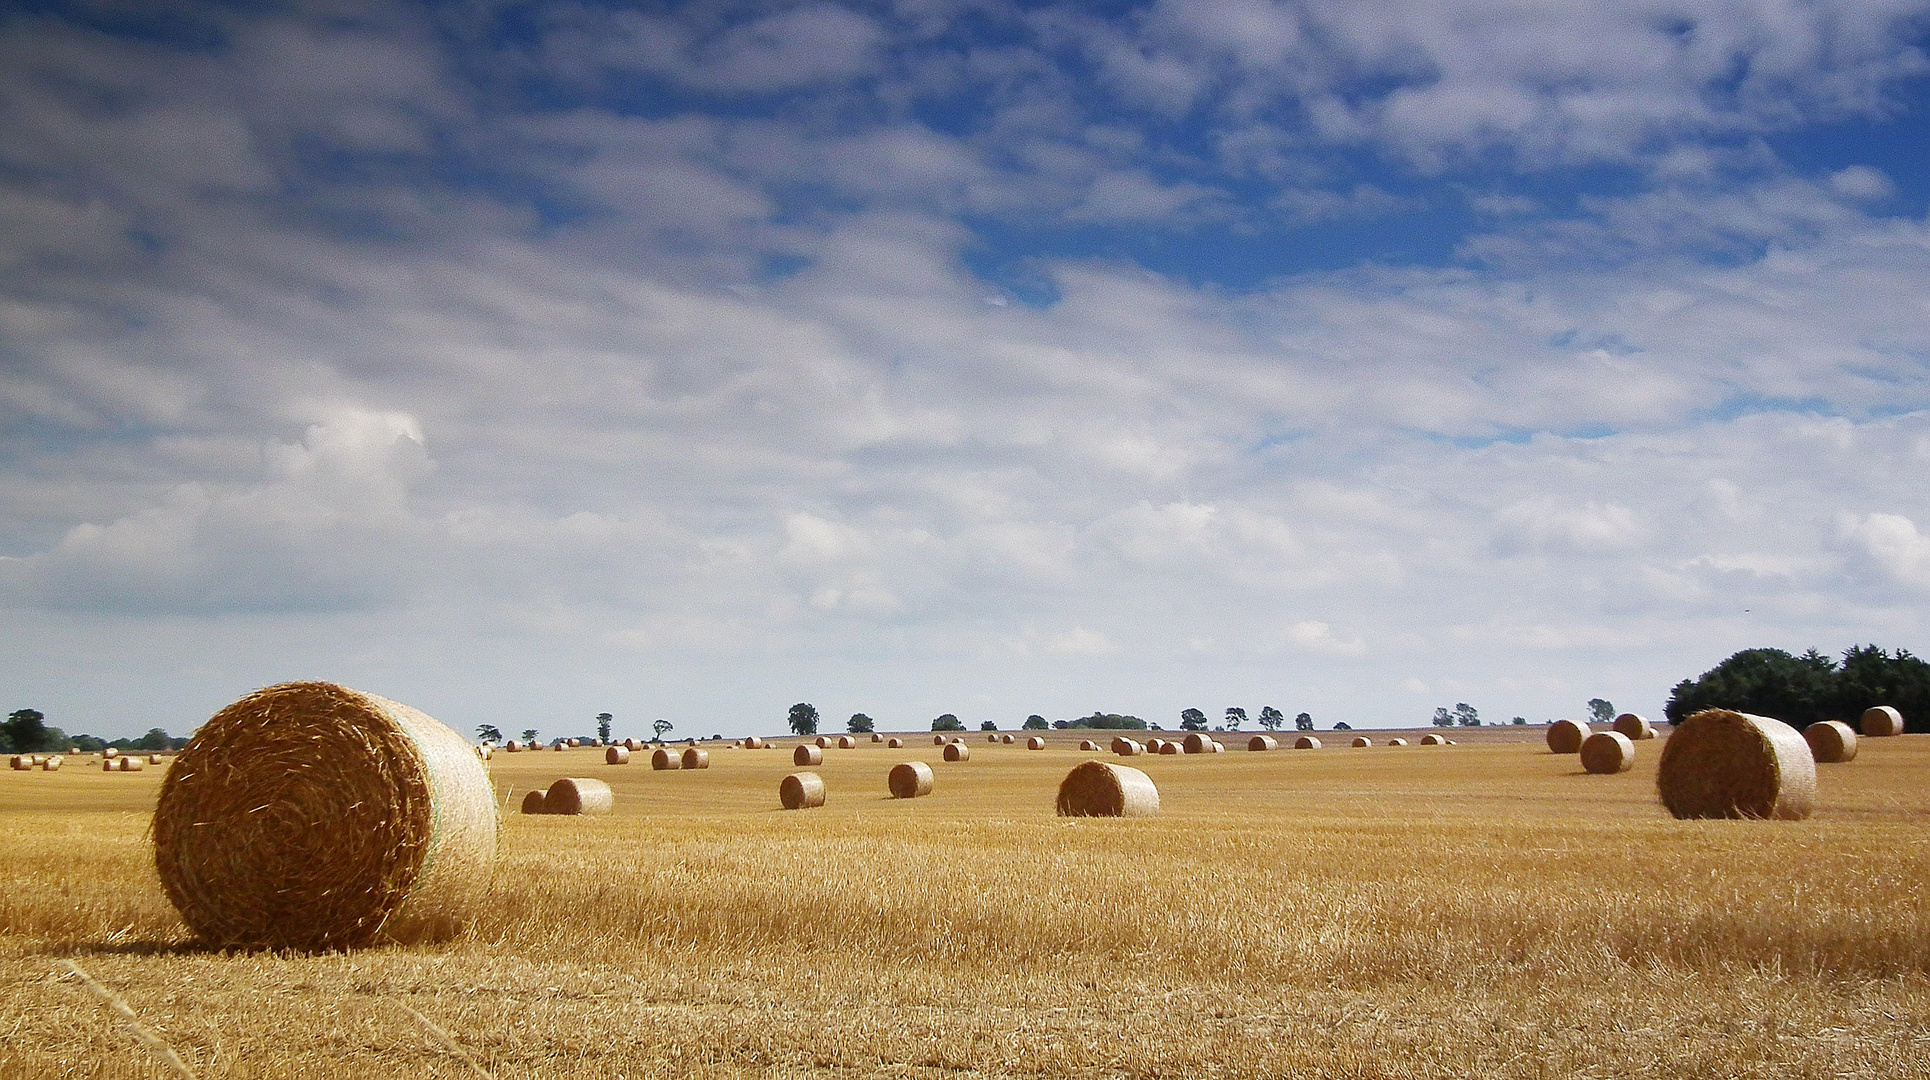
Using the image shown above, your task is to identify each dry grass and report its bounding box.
[5,732,1930,1078]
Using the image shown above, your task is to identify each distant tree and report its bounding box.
[131,728,171,751]
[981,720,998,731]
[1585,699,1614,726]
[847,713,875,733]
[1665,648,1837,729]
[788,704,819,737]
[1222,707,1246,731]
[1831,645,1930,729]
[1432,707,1453,728]
[652,717,675,740]
[1294,712,1314,731]
[476,724,503,743]
[1022,715,1049,730]
[1256,706,1283,731]
[521,728,539,744]
[3,709,49,753]
[1067,712,1147,730]
[1180,708,1208,730]
[1512,716,1528,725]
[1052,719,1069,729]
[932,713,965,732]
[1454,703,1480,727]
[1333,721,1352,730]
[596,713,614,742]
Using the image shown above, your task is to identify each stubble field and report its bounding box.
[4,729,1929,1078]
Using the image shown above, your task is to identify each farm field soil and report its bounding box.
[4,735,1929,1078]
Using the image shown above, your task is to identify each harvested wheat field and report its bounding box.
[5,729,1930,1078]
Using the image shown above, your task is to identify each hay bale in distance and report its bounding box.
[521,790,547,815]
[681,748,710,770]
[1580,731,1635,774]
[815,736,832,749]
[794,744,823,766]
[41,755,61,771]
[1110,737,1143,755]
[1419,733,1444,746]
[1386,738,1407,747]
[943,742,970,762]
[1027,736,1046,750]
[1056,761,1159,818]
[837,735,856,749]
[605,746,630,765]
[544,777,613,815]
[148,754,163,764]
[1210,741,1225,753]
[1547,719,1590,754]
[742,737,766,750]
[1158,741,1181,755]
[119,757,144,771]
[504,740,522,752]
[1861,706,1904,737]
[551,741,566,752]
[103,747,119,759]
[151,681,497,950]
[1001,733,1015,744]
[888,761,934,799]
[652,748,682,770]
[1079,739,1099,751]
[102,758,115,772]
[780,772,825,809]
[933,735,948,746]
[7,756,26,771]
[1145,738,1166,754]
[986,733,999,744]
[1804,720,1857,764]
[1294,735,1322,750]
[1249,735,1278,752]
[1182,732,1211,754]
[1612,713,1656,740]
[871,733,884,743]
[887,737,903,748]
[1658,709,1815,820]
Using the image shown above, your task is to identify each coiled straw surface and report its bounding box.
[794,745,823,766]
[1547,719,1589,754]
[943,742,970,762]
[1657,709,1815,820]
[680,748,710,770]
[151,681,498,950]
[1580,731,1635,774]
[652,748,682,770]
[544,777,613,815]
[1295,736,1322,750]
[780,772,825,809]
[605,746,630,765]
[1055,762,1159,818]
[1861,706,1904,737]
[888,761,934,799]
[1804,720,1857,763]
[1613,713,1656,740]
[1248,736,1278,752]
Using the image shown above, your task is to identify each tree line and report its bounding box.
[0,709,187,754]
[1666,645,1929,731]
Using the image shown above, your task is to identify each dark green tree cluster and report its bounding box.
[1061,712,1146,730]
[788,704,819,736]
[2,709,187,753]
[1021,715,1049,730]
[931,713,965,731]
[1179,708,1208,731]
[847,713,875,733]
[1665,645,1930,731]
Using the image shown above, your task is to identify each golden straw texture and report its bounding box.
[1658,709,1816,820]
[1804,720,1858,764]
[943,742,970,762]
[1079,740,1099,751]
[151,681,498,950]
[794,745,823,766]
[887,761,935,799]
[1861,706,1904,737]
[1110,737,1143,756]
[1055,761,1159,818]
[1547,719,1589,754]
[780,772,825,809]
[680,748,710,770]
[1613,713,1656,740]
[1182,732,1211,754]
[605,746,630,765]
[652,748,682,770]
[1387,738,1407,747]
[544,777,614,816]
[1580,731,1635,774]
[1248,736,1278,752]
[1420,733,1445,746]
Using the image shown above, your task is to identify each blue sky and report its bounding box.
[3,0,1930,740]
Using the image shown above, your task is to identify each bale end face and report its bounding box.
[1056,761,1159,818]
[1294,735,1322,750]
[652,748,682,770]
[680,748,710,770]
[1547,719,1590,754]
[521,790,548,815]
[1861,705,1904,737]
[1580,731,1635,774]
[1657,709,1815,820]
[942,742,970,762]
[1351,736,1372,747]
[1419,733,1444,746]
[888,761,934,799]
[1027,736,1046,750]
[1612,713,1656,740]
[1181,732,1210,754]
[1804,720,1857,763]
[1386,738,1407,747]
[605,746,630,765]
[780,772,825,809]
[1079,740,1099,751]
[837,736,857,749]
[793,744,823,766]
[1249,735,1278,752]
[887,737,903,748]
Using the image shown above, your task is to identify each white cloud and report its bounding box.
[1844,512,1930,589]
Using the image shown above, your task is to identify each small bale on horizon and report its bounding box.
[1249,735,1278,752]
[943,742,970,762]
[1056,761,1159,818]
[1294,735,1322,750]
[816,736,832,749]
[1580,731,1635,774]
[1658,709,1815,820]
[1352,736,1372,747]
[1111,736,1144,756]
[837,735,857,749]
[871,733,884,743]
[1001,733,1016,744]
[888,761,934,799]
[1027,736,1046,749]
[1079,739,1099,751]
[742,736,766,749]
[1804,720,1857,764]
[780,772,825,810]
[1419,733,1445,746]
[1386,738,1407,747]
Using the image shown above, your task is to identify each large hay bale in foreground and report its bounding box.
[888,761,934,799]
[1352,736,1371,747]
[681,748,710,770]
[651,748,682,770]
[793,744,823,766]
[1613,713,1656,740]
[1249,735,1278,752]
[1658,709,1815,820]
[780,772,825,809]
[545,777,613,815]
[1804,720,1857,764]
[1580,731,1635,774]
[943,742,970,762]
[1056,762,1159,818]
[151,681,497,950]
[605,746,630,765]
[1861,706,1904,737]
[521,790,547,815]
[1547,719,1589,754]
[1294,735,1322,750]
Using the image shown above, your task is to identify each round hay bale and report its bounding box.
[837,736,856,749]
[1249,735,1278,752]
[951,736,967,745]
[1110,736,1142,755]
[1294,736,1322,750]
[986,733,1000,744]
[943,742,970,762]
[8,756,26,771]
[1861,706,1904,737]
[151,681,497,950]
[1547,719,1590,754]
[652,748,682,770]
[793,744,823,766]
[1419,733,1444,746]
[1804,720,1857,764]
[887,737,903,748]
[871,733,883,743]
[680,748,710,770]
[1182,732,1211,754]
[545,777,613,815]
[119,757,144,771]
[1158,741,1182,755]
[888,761,934,799]
[1056,762,1159,818]
[504,740,522,752]
[780,771,825,809]
[1386,738,1407,747]
[816,736,832,749]
[1145,738,1166,754]
[1001,733,1015,744]
[521,789,547,815]
[1352,736,1372,747]
[1079,739,1099,751]
[1658,709,1815,820]
[1027,736,1046,750]
[148,754,164,764]
[933,735,948,746]
[742,736,765,750]
[102,758,114,771]
[1210,741,1225,753]
[624,738,642,751]
[103,747,119,759]
[566,739,579,748]
[1580,731,1635,774]
[551,741,566,752]
[41,755,62,771]
[605,746,630,765]
[1612,713,1656,740]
